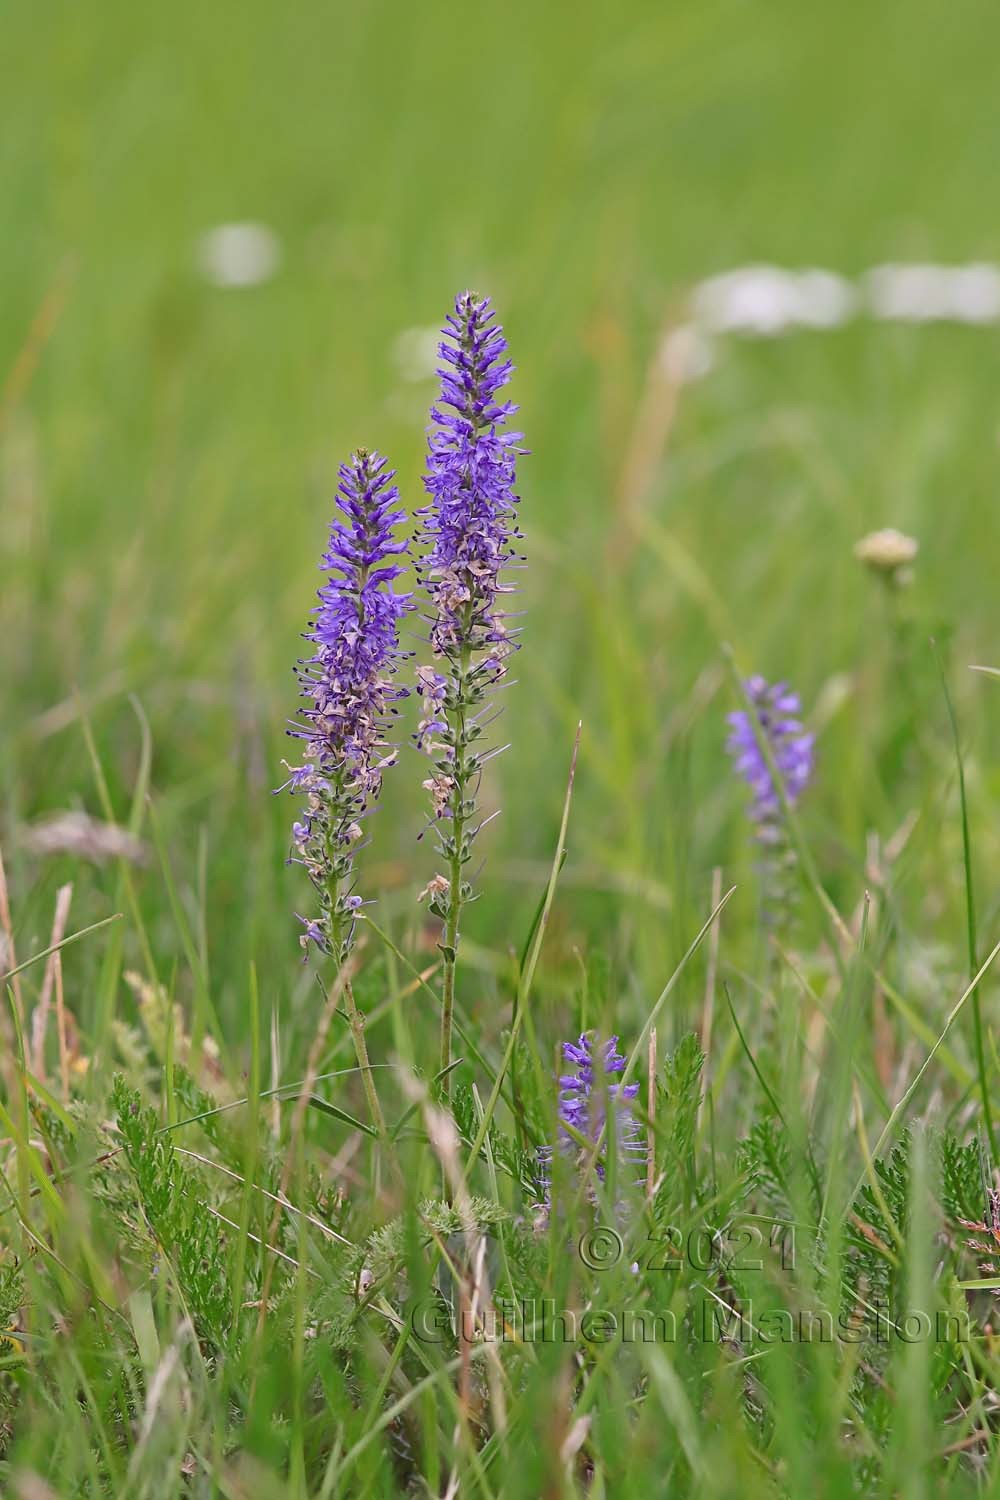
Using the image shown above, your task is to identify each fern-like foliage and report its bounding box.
[449,1081,540,1199]
[735,1117,793,1217]
[112,1076,233,1344]
[656,1032,705,1213]
[843,1129,912,1316]
[940,1130,988,1227]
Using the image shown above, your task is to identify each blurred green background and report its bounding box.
[4,0,1000,1043]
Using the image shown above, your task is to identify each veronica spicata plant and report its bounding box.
[415,292,524,1087]
[281,448,410,1132]
[726,674,814,920]
[539,1033,644,1204]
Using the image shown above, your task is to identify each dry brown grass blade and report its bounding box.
[399,1070,509,1463]
[610,314,690,569]
[0,257,76,433]
[0,841,24,1027]
[30,884,73,1083]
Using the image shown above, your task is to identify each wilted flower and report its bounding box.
[414,664,448,754]
[539,1033,643,1199]
[281,449,410,957]
[727,677,814,839]
[958,1187,1000,1277]
[854,527,919,585]
[417,873,451,905]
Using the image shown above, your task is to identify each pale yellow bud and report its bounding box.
[853,527,919,580]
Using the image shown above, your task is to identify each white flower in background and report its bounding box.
[791,269,858,328]
[659,323,714,383]
[691,265,857,336]
[197,223,282,288]
[692,266,795,336]
[866,265,957,321]
[391,326,440,382]
[865,264,1000,324]
[947,264,1000,322]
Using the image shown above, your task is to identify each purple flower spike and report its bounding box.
[281,450,411,957]
[726,676,814,840]
[416,291,523,670]
[539,1033,644,1199]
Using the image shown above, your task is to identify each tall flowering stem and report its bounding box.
[726,675,814,924]
[282,449,410,1137]
[416,293,523,1090]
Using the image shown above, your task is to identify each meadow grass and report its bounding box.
[4,0,1000,1493]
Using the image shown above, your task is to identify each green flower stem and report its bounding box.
[439,642,471,1095]
[329,905,387,1144]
